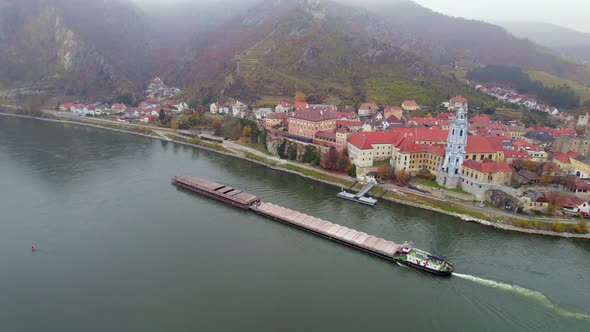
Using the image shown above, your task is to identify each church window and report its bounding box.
[455,169,458,175]
[460,130,463,136]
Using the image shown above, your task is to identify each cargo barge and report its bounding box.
[172,176,260,209]
[172,176,453,276]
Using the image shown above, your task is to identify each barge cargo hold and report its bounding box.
[172,175,453,276]
[172,176,259,209]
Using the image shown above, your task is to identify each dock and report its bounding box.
[337,183,377,206]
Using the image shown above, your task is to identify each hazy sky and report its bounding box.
[415,0,590,33]
[132,0,590,33]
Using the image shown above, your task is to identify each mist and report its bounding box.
[130,0,590,33]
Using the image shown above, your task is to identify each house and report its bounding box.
[70,104,85,114]
[512,140,548,162]
[469,115,491,124]
[507,125,527,140]
[358,103,379,117]
[287,108,338,139]
[265,112,290,128]
[275,102,293,113]
[139,117,150,123]
[513,169,541,185]
[460,159,513,186]
[384,106,403,120]
[336,120,363,133]
[231,101,248,118]
[59,102,73,111]
[111,103,127,113]
[172,102,189,112]
[210,103,221,114]
[294,101,309,111]
[565,177,590,193]
[448,96,468,111]
[523,131,554,147]
[254,108,274,120]
[553,153,572,171]
[562,196,590,216]
[401,100,419,111]
[570,155,590,178]
[503,150,533,164]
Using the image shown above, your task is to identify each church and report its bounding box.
[436,108,515,200]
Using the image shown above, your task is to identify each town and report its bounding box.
[56,77,590,229]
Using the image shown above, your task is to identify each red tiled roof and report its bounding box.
[513,140,543,151]
[393,127,449,142]
[504,150,532,159]
[566,150,580,158]
[359,103,379,111]
[294,102,308,109]
[399,141,445,155]
[553,153,571,164]
[470,115,491,123]
[72,104,84,109]
[466,136,505,153]
[462,159,513,173]
[384,106,403,112]
[60,102,73,108]
[550,128,577,137]
[289,109,338,121]
[450,96,468,103]
[336,120,362,127]
[336,112,357,119]
[315,131,337,140]
[278,101,293,108]
[436,113,453,120]
[402,100,418,107]
[347,131,400,150]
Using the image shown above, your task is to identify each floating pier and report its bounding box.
[337,183,378,206]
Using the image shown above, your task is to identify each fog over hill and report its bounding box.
[2,0,590,107]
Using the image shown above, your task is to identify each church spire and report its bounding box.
[437,107,468,187]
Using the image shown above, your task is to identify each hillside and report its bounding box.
[355,1,590,86]
[499,21,590,63]
[0,0,155,103]
[526,70,590,106]
[169,0,496,107]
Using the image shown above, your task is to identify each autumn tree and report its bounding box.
[524,160,539,172]
[294,91,306,102]
[397,169,410,185]
[212,120,222,136]
[321,147,340,170]
[242,125,252,137]
[170,118,179,130]
[377,165,394,181]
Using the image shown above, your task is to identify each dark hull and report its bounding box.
[402,261,453,276]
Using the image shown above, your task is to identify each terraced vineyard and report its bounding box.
[236,39,275,78]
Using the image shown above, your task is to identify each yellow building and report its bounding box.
[460,159,513,186]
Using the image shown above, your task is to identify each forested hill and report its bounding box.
[467,66,580,109]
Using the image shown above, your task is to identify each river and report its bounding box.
[0,116,589,331]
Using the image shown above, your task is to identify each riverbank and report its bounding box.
[2,111,588,239]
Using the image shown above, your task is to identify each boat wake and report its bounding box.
[453,273,590,321]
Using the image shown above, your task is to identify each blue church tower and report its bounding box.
[437,107,468,188]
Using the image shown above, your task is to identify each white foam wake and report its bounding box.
[453,273,590,321]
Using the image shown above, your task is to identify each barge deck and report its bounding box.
[172,176,259,209]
